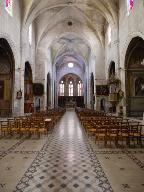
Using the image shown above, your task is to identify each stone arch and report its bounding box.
[125,36,144,117]
[0,38,15,117]
[58,73,84,108]
[122,32,144,69]
[0,33,19,67]
[59,73,83,96]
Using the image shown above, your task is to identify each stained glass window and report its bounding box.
[78,81,83,96]
[29,25,32,45]
[5,0,13,16]
[108,25,111,45]
[127,0,134,15]
[59,81,64,96]
[69,81,73,96]
[129,0,134,10]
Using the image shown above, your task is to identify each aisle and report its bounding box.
[15,111,112,192]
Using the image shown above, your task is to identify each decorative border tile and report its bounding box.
[14,131,56,192]
[0,139,25,160]
[125,150,144,170]
[85,140,113,192]
[14,124,113,192]
[88,140,144,171]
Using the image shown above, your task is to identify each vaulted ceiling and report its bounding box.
[22,0,118,69]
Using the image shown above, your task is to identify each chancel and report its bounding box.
[0,0,144,192]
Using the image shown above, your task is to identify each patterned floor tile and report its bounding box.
[14,112,112,192]
[0,111,144,192]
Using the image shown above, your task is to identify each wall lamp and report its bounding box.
[16,89,22,99]
[119,67,127,71]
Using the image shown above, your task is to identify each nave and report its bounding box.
[0,111,144,192]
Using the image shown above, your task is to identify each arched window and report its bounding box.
[29,25,32,45]
[108,25,111,45]
[5,0,13,16]
[127,0,134,15]
[78,81,83,96]
[69,81,73,96]
[59,81,64,96]
[109,61,115,79]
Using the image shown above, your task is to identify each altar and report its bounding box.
[65,99,76,108]
[58,96,84,108]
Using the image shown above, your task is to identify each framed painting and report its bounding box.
[0,80,4,99]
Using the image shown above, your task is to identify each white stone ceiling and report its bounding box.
[22,0,118,69]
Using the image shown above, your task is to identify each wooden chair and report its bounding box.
[95,125,107,146]
[38,122,47,137]
[128,122,141,147]
[18,121,30,137]
[118,122,129,146]
[29,122,39,138]
[107,124,119,146]
[1,121,11,136]
[140,125,144,147]
[9,120,20,136]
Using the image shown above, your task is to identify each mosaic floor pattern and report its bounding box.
[0,111,144,192]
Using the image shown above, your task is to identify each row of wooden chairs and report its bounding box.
[1,119,46,138]
[0,108,66,138]
[76,108,144,147]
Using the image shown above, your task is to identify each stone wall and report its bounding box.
[0,0,21,116]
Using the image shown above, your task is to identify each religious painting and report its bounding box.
[0,80,4,99]
[96,85,109,96]
[135,77,144,96]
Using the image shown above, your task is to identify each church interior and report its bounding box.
[0,0,144,191]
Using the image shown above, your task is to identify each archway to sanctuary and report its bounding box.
[125,37,144,117]
[58,73,84,108]
[0,38,15,117]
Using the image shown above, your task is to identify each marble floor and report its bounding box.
[0,111,144,192]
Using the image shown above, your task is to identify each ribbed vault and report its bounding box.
[22,0,118,51]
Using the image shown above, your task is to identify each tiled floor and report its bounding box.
[0,111,144,192]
